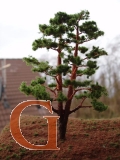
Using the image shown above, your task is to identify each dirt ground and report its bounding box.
[0,115,120,160]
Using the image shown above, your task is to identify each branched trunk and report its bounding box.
[57,28,79,140]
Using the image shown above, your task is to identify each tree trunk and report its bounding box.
[58,112,69,140]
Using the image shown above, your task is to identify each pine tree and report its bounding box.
[20,10,108,140]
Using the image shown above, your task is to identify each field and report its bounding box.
[0,115,120,160]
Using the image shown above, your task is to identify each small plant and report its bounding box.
[19,147,26,157]
[10,139,14,143]
[109,142,120,148]
[5,145,12,152]
[106,156,112,160]
[69,121,73,124]
[20,147,26,152]
[1,143,5,147]
[32,121,35,124]
[5,156,11,160]
[85,127,90,130]
[41,123,47,126]
[84,133,89,136]
[113,121,117,124]
[40,139,44,143]
[93,121,97,125]
[52,154,57,158]
[68,145,73,150]
[91,126,96,129]
[11,153,20,159]
[100,128,104,131]
[72,133,77,138]
[116,133,120,137]
[39,150,44,154]
[32,151,39,155]
[34,132,39,136]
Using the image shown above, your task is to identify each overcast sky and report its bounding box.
[0,0,120,60]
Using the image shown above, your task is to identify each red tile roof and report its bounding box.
[0,59,51,132]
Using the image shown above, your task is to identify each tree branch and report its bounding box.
[51,47,58,51]
[68,90,77,100]
[69,105,92,114]
[75,88,91,92]
[55,76,61,89]
[51,105,59,114]
[81,53,101,61]
[79,38,95,44]
[78,65,87,67]
[44,71,52,76]
[81,57,88,61]
[68,87,91,100]
[43,85,57,97]
[69,97,92,114]
[76,74,83,77]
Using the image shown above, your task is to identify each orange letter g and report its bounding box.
[10,100,60,150]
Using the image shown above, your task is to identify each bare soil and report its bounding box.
[0,115,120,160]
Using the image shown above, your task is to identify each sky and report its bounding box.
[0,0,120,61]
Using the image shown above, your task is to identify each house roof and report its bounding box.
[0,59,51,133]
